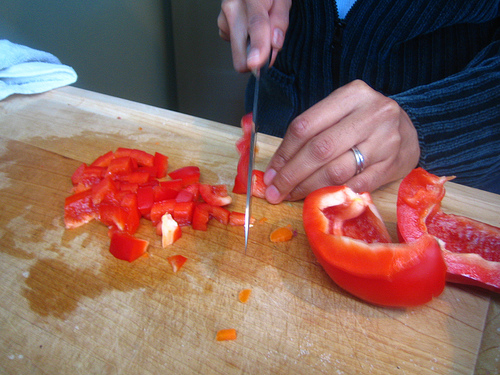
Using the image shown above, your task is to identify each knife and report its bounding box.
[244,51,270,254]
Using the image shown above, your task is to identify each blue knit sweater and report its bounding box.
[246,0,500,193]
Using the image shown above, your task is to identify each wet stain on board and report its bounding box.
[22,258,101,319]
[21,255,162,319]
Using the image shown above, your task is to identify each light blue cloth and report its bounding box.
[0,40,77,100]
[337,0,357,19]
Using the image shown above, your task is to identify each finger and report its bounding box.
[265,84,360,179]
[220,0,251,72]
[265,122,364,204]
[285,147,364,201]
[217,11,230,41]
[246,1,273,70]
[269,0,291,50]
[346,164,387,194]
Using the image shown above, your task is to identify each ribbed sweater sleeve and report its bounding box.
[391,40,500,190]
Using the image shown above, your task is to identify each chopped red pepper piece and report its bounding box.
[232,113,267,197]
[153,152,169,178]
[162,213,182,247]
[130,149,154,167]
[238,289,252,303]
[210,205,230,225]
[192,203,211,231]
[167,254,187,273]
[98,203,129,232]
[168,166,200,187]
[90,151,115,168]
[151,199,176,226]
[136,186,155,217]
[91,176,118,205]
[199,184,232,206]
[173,201,195,226]
[106,157,135,177]
[64,189,97,229]
[229,211,255,226]
[176,189,195,203]
[119,193,140,235]
[270,225,294,242]
[216,329,237,341]
[71,163,87,185]
[109,231,149,262]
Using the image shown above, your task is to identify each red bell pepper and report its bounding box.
[232,113,267,197]
[90,150,115,168]
[151,199,176,225]
[64,189,97,228]
[175,189,195,203]
[119,192,141,235]
[117,171,151,184]
[109,231,149,262]
[98,203,129,232]
[154,152,169,178]
[192,203,211,231]
[130,149,154,167]
[66,147,256,263]
[228,211,255,226]
[173,201,195,226]
[168,166,200,187]
[167,254,187,273]
[91,176,118,205]
[106,156,137,177]
[161,213,182,247]
[303,185,446,307]
[397,168,500,293]
[199,184,232,206]
[153,180,181,201]
[114,147,154,167]
[136,185,155,217]
[71,163,87,185]
[185,182,200,201]
[73,165,106,191]
[210,205,230,225]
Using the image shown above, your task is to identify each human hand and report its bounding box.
[263,80,421,203]
[217,0,291,72]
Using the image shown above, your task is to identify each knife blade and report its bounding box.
[244,52,270,254]
[244,69,259,254]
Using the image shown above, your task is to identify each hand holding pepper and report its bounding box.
[263,80,421,203]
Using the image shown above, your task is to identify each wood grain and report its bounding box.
[0,87,499,374]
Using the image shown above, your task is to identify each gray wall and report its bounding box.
[171,0,249,126]
[0,0,248,126]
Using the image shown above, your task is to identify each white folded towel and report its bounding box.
[0,39,77,100]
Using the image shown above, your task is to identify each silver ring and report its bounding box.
[351,146,365,175]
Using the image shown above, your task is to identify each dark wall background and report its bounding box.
[0,0,249,126]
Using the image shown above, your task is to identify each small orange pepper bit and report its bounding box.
[238,289,252,303]
[270,225,294,242]
[216,328,237,341]
[167,255,187,273]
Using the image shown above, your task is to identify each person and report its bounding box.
[218,0,500,203]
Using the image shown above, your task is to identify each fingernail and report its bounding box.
[263,168,277,186]
[265,185,281,204]
[247,48,260,65]
[272,28,284,48]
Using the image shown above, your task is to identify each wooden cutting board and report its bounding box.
[0,87,499,374]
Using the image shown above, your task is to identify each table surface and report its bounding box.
[1,87,499,374]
